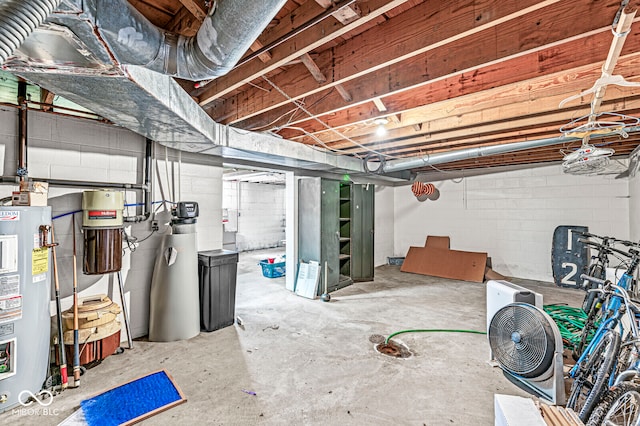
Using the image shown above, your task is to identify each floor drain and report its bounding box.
[375,340,412,358]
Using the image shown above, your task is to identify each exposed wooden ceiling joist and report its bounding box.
[129,0,640,173]
[197,0,412,106]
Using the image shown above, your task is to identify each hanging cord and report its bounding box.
[275,126,367,157]
[261,75,402,160]
[384,328,486,345]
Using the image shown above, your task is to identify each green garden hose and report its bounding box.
[384,304,592,349]
[543,304,591,350]
[384,328,486,344]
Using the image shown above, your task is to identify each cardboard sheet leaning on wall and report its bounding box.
[401,235,504,283]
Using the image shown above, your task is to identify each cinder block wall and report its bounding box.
[393,164,630,282]
[222,180,285,251]
[0,107,223,338]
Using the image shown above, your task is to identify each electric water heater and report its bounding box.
[0,207,51,413]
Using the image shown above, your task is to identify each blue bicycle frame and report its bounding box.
[570,273,633,378]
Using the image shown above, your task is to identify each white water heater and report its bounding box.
[0,207,51,413]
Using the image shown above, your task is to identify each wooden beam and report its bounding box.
[166,6,199,37]
[270,20,640,140]
[312,56,640,146]
[334,84,352,102]
[300,53,327,83]
[178,0,207,22]
[372,98,387,112]
[312,58,640,154]
[250,40,273,63]
[198,0,413,106]
[209,0,571,124]
[314,0,361,24]
[40,89,55,112]
[332,97,640,159]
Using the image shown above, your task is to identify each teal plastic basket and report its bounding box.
[259,260,286,278]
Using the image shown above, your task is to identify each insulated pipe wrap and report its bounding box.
[0,0,62,65]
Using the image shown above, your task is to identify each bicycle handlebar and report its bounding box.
[578,232,640,249]
[581,273,608,287]
[578,239,637,259]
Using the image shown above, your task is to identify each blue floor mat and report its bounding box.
[80,370,186,426]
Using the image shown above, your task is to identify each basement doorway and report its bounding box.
[221,167,289,284]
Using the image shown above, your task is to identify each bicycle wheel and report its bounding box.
[567,329,621,421]
[586,382,640,426]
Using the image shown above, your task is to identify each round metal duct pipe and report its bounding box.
[0,0,62,65]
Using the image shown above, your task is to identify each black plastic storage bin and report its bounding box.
[197,249,239,332]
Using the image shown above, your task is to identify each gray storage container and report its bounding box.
[197,249,239,332]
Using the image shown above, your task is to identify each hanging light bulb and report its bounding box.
[373,117,389,136]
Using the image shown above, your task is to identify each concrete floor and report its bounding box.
[1,248,584,425]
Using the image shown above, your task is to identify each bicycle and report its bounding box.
[574,235,640,358]
[580,276,640,425]
[566,247,640,421]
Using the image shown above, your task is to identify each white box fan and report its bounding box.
[486,280,543,334]
[486,281,565,405]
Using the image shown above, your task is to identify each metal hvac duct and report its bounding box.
[1,0,287,79]
[0,0,61,65]
[70,0,287,80]
[1,0,400,181]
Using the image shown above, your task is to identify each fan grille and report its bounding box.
[489,303,555,378]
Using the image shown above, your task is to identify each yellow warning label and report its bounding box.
[32,248,49,275]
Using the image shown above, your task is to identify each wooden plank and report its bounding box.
[287,53,640,147]
[372,98,387,112]
[323,79,640,151]
[165,7,199,37]
[128,0,173,27]
[335,84,352,102]
[40,89,55,112]
[198,0,413,106]
[314,0,361,24]
[300,53,327,83]
[341,101,640,159]
[209,0,574,124]
[250,40,273,63]
[270,22,640,140]
[178,0,207,22]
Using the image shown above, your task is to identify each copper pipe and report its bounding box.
[17,81,27,182]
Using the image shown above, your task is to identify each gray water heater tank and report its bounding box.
[0,207,51,413]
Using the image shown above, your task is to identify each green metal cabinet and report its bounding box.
[350,183,375,281]
[298,177,374,294]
